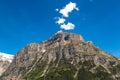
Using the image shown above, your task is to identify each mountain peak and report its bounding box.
[49,31,84,43]
[1,32,120,80]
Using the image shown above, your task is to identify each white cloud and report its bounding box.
[59,2,79,17]
[60,22,75,30]
[55,2,79,30]
[75,7,79,11]
[55,8,59,11]
[56,17,66,25]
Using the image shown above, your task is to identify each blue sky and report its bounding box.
[0,0,120,58]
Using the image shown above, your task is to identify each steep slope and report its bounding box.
[0,52,14,76]
[1,31,120,80]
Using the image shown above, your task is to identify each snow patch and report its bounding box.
[57,30,63,34]
[0,52,14,63]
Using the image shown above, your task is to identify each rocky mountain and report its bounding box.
[0,52,14,76]
[1,31,120,80]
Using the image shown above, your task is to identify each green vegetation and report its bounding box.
[77,65,113,80]
[23,63,76,80]
[77,67,95,80]
[110,64,120,74]
[22,60,116,80]
[95,66,113,80]
[23,61,47,80]
[45,66,74,80]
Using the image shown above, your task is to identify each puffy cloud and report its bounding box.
[60,22,75,30]
[55,2,79,30]
[59,2,79,17]
[56,17,66,25]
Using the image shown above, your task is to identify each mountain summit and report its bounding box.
[50,31,84,42]
[1,32,120,80]
[47,31,84,46]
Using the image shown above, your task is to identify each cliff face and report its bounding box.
[0,61,10,76]
[1,32,120,80]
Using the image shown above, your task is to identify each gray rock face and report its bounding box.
[0,61,10,76]
[1,32,120,80]
[49,31,84,43]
